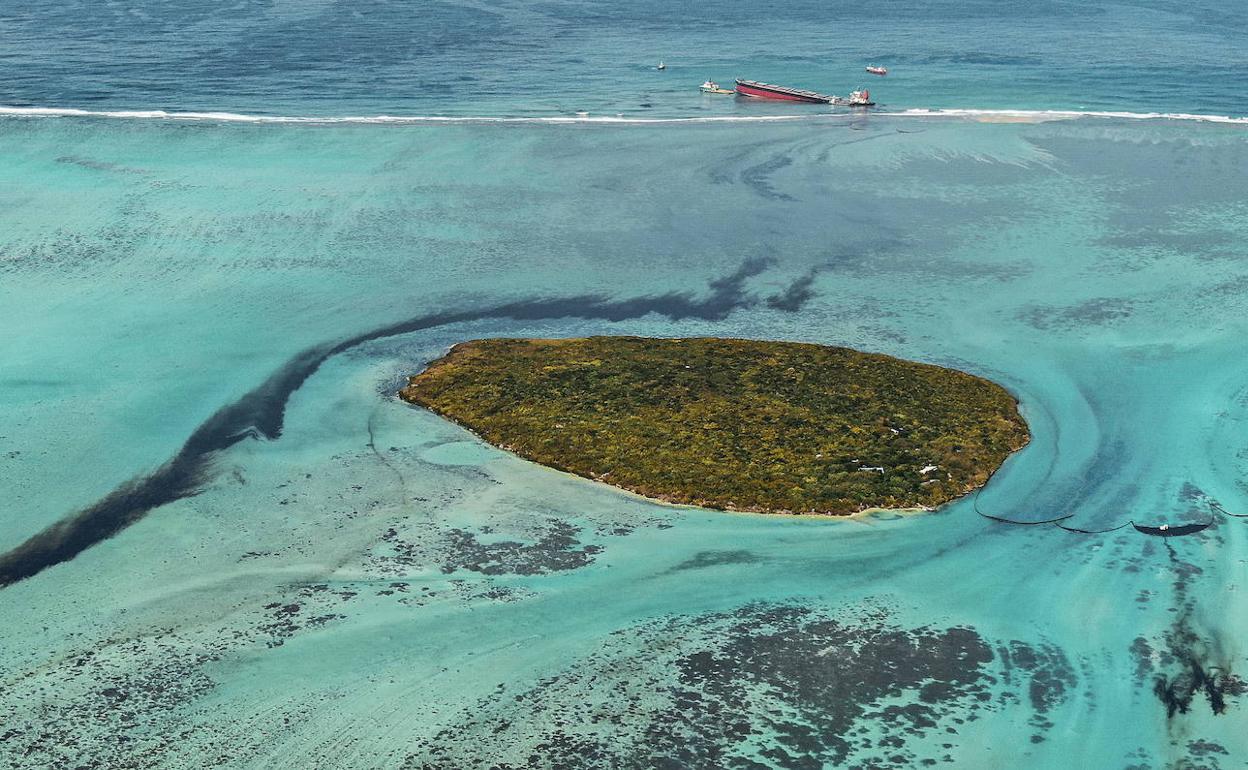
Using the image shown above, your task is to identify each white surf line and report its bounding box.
[0,105,818,125]
[2,104,1246,126]
[875,108,1248,125]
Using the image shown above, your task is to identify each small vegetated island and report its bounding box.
[400,337,1029,515]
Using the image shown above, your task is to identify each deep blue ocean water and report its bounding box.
[2,0,1247,117]
[3,2,1248,769]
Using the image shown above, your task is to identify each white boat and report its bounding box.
[866,65,888,76]
[657,61,666,70]
[699,80,733,95]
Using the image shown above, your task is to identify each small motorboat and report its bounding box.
[699,80,734,95]
[866,65,888,76]
[657,61,666,70]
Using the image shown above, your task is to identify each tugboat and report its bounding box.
[866,65,888,76]
[848,88,874,106]
[734,79,836,103]
[831,89,875,107]
[699,80,734,94]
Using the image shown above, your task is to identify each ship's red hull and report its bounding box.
[734,80,831,103]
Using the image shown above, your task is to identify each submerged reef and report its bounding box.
[401,336,1029,515]
[406,602,1076,769]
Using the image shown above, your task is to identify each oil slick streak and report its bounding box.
[0,259,792,588]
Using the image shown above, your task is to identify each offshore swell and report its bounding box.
[3,104,1248,126]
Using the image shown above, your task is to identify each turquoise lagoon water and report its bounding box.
[4,1,1248,768]
[4,114,1248,769]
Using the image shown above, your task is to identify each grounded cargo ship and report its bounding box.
[734,79,875,106]
[734,79,834,103]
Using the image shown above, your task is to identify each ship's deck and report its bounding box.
[735,80,834,103]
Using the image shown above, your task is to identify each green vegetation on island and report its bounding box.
[400,337,1029,515]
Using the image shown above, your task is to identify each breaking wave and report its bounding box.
[0,106,810,125]
[876,108,1248,125]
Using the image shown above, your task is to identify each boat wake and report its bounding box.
[2,104,1247,126]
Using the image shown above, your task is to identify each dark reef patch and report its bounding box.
[667,550,761,572]
[1187,739,1229,757]
[0,259,809,588]
[0,572,531,768]
[998,640,1077,743]
[439,520,603,575]
[404,603,1076,769]
[56,155,150,175]
[1017,297,1134,331]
